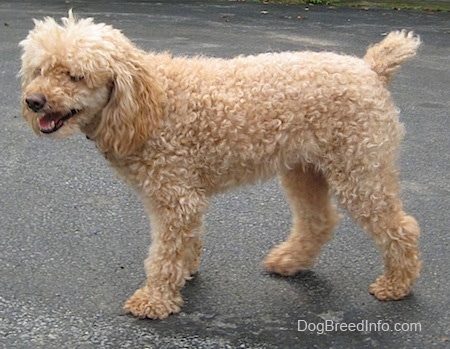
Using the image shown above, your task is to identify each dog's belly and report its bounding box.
[198,141,311,195]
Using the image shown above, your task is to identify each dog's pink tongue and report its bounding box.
[38,113,63,132]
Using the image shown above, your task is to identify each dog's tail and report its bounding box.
[364,30,420,85]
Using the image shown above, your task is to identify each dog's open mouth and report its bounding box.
[38,109,79,134]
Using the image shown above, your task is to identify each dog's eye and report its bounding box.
[69,74,84,82]
[33,68,42,77]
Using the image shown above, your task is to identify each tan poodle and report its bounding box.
[20,11,421,319]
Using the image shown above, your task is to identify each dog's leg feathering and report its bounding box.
[328,156,421,300]
[123,189,207,319]
[263,164,340,275]
[368,214,420,300]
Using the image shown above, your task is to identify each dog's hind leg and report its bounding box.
[327,154,421,300]
[263,164,340,275]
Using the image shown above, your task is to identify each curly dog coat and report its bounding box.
[20,12,421,319]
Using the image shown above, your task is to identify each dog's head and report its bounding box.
[20,11,165,157]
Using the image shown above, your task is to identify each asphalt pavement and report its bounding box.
[1,1,449,348]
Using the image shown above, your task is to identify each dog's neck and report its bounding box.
[81,115,101,141]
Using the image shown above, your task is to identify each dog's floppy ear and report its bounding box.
[95,59,166,158]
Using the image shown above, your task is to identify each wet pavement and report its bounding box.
[1,1,449,348]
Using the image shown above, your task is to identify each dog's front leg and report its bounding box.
[124,191,207,319]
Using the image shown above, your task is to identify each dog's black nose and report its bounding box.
[26,93,47,112]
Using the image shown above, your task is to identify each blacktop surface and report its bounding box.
[1,1,449,348]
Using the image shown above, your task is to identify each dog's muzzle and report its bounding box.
[25,93,80,134]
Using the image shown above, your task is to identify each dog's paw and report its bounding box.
[369,275,411,301]
[263,242,313,276]
[123,285,183,319]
